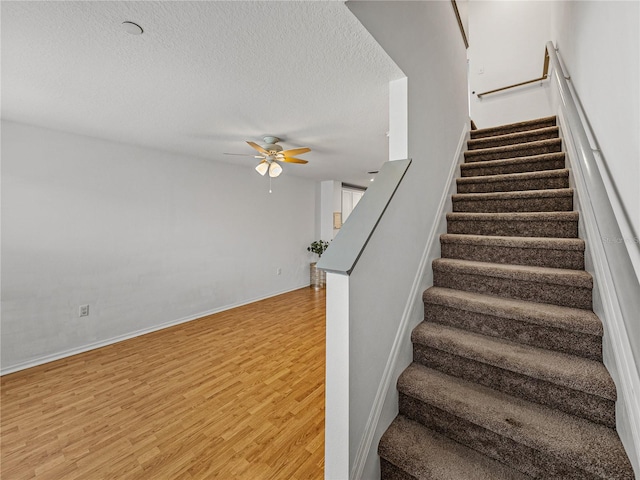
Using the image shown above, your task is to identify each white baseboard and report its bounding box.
[350,121,469,480]
[0,283,311,376]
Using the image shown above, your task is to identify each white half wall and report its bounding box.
[1,121,316,373]
[344,2,468,478]
[468,1,553,128]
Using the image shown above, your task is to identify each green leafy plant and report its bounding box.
[307,240,330,258]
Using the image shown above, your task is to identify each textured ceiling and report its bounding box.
[1,1,404,186]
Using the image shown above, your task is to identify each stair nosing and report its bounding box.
[471,116,557,138]
[464,138,562,158]
[412,321,614,400]
[423,286,602,336]
[440,233,585,251]
[398,363,629,477]
[468,126,560,148]
[379,415,531,480]
[452,188,573,202]
[457,169,569,184]
[432,258,592,288]
[460,152,566,171]
[447,211,578,221]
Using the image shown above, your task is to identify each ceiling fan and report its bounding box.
[225,136,310,178]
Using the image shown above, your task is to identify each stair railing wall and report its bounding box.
[318,159,412,480]
[319,3,470,479]
[319,159,414,479]
[546,40,640,473]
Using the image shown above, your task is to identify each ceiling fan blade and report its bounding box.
[280,147,311,157]
[247,141,269,155]
[279,157,308,164]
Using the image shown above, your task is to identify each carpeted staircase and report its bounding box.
[378,116,635,479]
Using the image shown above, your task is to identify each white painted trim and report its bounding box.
[349,122,469,480]
[325,272,350,480]
[558,110,640,474]
[0,283,311,376]
[389,77,409,161]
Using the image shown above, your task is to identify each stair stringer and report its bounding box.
[352,122,469,480]
[558,109,640,475]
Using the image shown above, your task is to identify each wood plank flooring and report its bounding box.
[1,287,326,479]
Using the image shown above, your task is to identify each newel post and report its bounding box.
[324,271,350,479]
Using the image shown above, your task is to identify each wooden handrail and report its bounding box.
[477,46,550,98]
[451,0,468,49]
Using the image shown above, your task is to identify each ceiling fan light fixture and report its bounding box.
[269,162,283,178]
[255,161,269,176]
[241,136,309,184]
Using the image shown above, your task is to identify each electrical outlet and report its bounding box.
[276,268,282,276]
[79,304,89,317]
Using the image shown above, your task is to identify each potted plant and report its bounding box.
[307,240,330,289]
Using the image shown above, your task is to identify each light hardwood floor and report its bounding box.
[1,287,326,479]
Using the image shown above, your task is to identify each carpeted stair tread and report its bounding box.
[440,233,584,269]
[468,126,559,150]
[470,116,557,139]
[447,211,579,238]
[453,187,573,201]
[440,233,584,252]
[464,138,562,163]
[432,258,592,309]
[460,152,566,177]
[447,211,579,223]
[379,415,531,480]
[452,188,573,213]
[423,287,602,336]
[411,322,614,401]
[411,323,614,427]
[433,258,592,288]
[423,288,601,361]
[457,169,569,193]
[398,364,633,479]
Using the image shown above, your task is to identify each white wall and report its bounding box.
[548,2,640,473]
[468,1,553,128]
[344,2,469,478]
[389,77,408,161]
[1,121,316,373]
[550,0,639,246]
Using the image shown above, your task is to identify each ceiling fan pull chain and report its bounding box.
[269,176,272,194]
